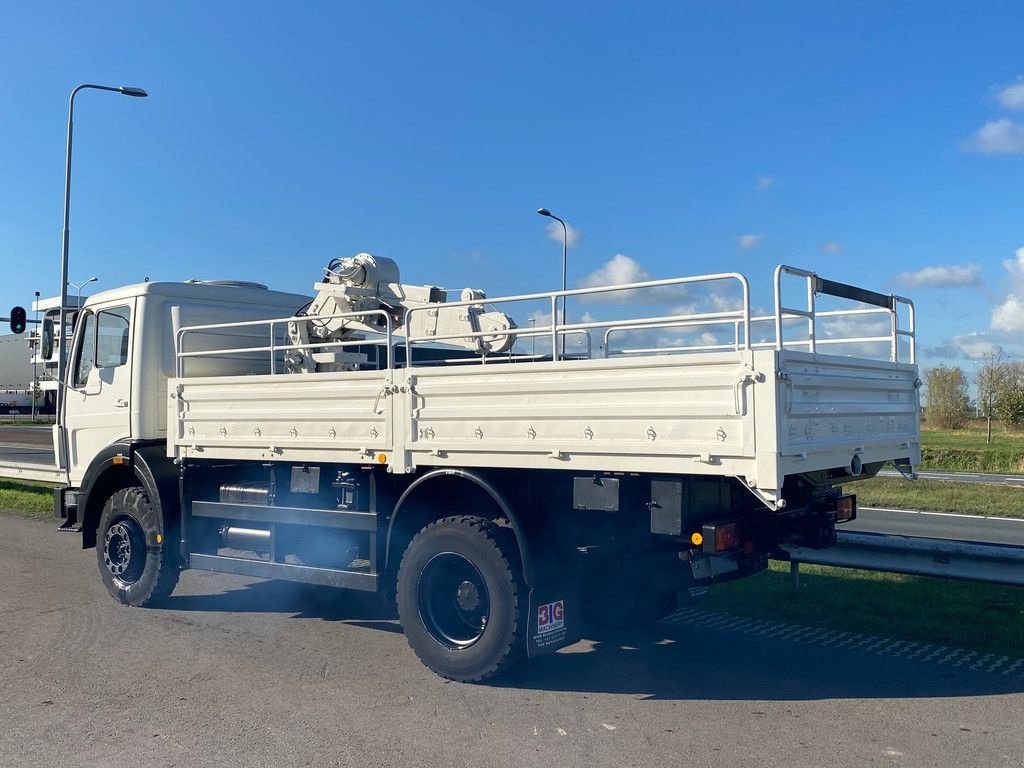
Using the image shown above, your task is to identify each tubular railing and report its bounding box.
[175,310,394,378]
[172,266,917,377]
[403,272,752,363]
[773,265,916,363]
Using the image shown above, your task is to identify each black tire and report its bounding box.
[96,487,179,607]
[397,516,526,682]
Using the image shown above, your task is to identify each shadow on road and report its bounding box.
[160,577,1024,701]
[498,623,1024,701]
[162,577,401,631]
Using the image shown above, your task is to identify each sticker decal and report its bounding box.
[527,589,580,657]
[537,600,565,635]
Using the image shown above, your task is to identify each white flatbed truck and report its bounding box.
[4,256,920,681]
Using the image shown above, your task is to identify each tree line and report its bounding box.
[926,353,1024,433]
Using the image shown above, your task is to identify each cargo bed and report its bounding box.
[170,265,921,509]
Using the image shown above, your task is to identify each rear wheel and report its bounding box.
[397,516,526,682]
[96,487,179,607]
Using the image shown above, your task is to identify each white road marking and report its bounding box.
[862,507,1024,523]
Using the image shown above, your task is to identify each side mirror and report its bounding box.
[41,318,54,360]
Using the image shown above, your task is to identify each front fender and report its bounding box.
[78,440,177,549]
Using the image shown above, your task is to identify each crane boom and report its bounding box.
[286,253,516,372]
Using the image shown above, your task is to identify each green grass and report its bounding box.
[707,561,1024,658]
[0,480,54,519]
[920,426,1024,473]
[851,476,1024,518]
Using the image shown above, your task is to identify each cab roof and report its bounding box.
[83,280,311,309]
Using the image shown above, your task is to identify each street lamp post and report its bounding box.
[57,84,147,421]
[68,276,98,313]
[536,208,568,359]
[32,291,39,422]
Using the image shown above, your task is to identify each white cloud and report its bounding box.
[666,302,698,316]
[892,263,982,289]
[952,333,1002,359]
[820,314,891,340]
[963,119,1024,154]
[737,233,765,251]
[992,296,1024,332]
[991,247,1024,333]
[819,241,843,255]
[580,253,651,287]
[546,220,581,248]
[578,254,686,305]
[572,253,754,315]
[925,331,1003,361]
[757,175,775,190]
[995,79,1024,110]
[706,292,742,312]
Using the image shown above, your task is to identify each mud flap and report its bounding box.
[526,581,583,658]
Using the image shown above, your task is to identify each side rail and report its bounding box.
[604,317,746,357]
[175,310,395,378]
[404,272,752,362]
[772,265,916,363]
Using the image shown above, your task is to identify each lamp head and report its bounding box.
[537,208,551,217]
[119,86,148,98]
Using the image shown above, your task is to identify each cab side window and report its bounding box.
[72,306,131,389]
[97,306,131,368]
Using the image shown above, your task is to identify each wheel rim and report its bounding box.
[102,516,147,585]
[417,552,490,649]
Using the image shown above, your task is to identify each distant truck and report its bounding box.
[1,255,920,681]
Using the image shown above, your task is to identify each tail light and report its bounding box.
[701,521,741,553]
[836,494,857,523]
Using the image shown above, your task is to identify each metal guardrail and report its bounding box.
[783,531,1024,587]
[0,460,65,485]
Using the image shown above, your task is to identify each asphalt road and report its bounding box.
[0,444,53,464]
[0,425,55,468]
[0,424,52,447]
[849,508,1024,547]
[1,513,1023,768]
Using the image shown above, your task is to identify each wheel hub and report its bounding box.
[417,552,491,649]
[456,580,481,611]
[103,517,145,583]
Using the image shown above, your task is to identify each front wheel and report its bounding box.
[397,516,526,682]
[96,487,179,607]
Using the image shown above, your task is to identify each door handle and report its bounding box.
[115,398,129,408]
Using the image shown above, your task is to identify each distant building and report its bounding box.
[0,334,32,389]
[0,294,84,413]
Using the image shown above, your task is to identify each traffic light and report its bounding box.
[9,306,26,334]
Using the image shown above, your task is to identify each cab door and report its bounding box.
[64,302,134,485]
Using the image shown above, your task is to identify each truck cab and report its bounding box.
[58,280,310,487]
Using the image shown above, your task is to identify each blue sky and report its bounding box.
[2,2,1023,369]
